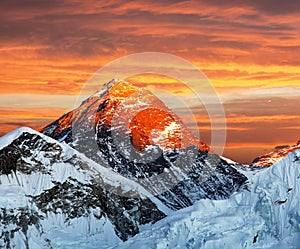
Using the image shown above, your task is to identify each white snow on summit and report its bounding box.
[0,127,39,149]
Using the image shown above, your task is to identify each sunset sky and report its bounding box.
[0,0,300,163]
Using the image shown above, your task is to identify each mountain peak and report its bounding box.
[109,80,140,98]
[95,80,209,152]
[41,79,209,152]
[0,126,39,149]
[39,79,246,209]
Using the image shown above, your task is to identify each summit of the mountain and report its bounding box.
[40,80,209,152]
[95,81,209,152]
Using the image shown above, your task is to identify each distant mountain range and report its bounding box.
[251,141,300,167]
[0,80,299,248]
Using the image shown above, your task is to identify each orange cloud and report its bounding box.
[0,0,299,163]
[0,107,69,136]
[0,107,68,119]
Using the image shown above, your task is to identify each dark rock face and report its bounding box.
[31,177,165,241]
[94,126,247,210]
[0,132,62,175]
[0,131,166,246]
[41,111,73,144]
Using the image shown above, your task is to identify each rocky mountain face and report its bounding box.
[0,128,166,248]
[251,140,300,167]
[40,81,247,210]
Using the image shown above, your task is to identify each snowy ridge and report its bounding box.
[220,155,238,165]
[0,127,172,207]
[0,127,174,206]
[0,127,39,149]
[114,150,300,249]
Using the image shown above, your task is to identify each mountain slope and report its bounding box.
[0,127,168,248]
[115,149,300,249]
[40,80,247,210]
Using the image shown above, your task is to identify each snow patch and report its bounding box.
[0,185,27,208]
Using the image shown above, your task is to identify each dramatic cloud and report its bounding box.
[0,0,299,163]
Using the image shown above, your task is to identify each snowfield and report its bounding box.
[113,150,300,249]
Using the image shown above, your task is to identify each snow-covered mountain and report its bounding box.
[2,79,298,248]
[0,127,168,248]
[40,80,247,210]
[251,140,300,167]
[115,149,300,249]
[0,80,248,248]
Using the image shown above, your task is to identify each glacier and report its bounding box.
[114,150,300,249]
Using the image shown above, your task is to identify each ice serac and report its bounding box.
[251,140,300,167]
[40,80,247,210]
[0,128,167,248]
